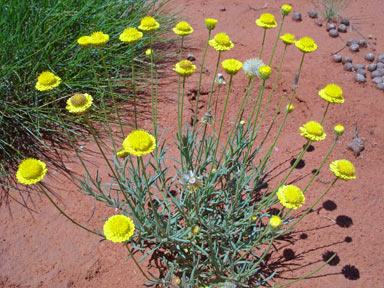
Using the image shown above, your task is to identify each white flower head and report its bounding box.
[201,111,214,125]
[182,171,203,192]
[242,58,265,79]
[215,73,226,85]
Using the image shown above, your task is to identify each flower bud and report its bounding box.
[281,4,292,16]
[286,104,294,113]
[334,124,344,136]
[269,215,282,230]
[259,65,272,80]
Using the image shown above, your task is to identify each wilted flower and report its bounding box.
[182,171,203,192]
[242,58,264,78]
[201,111,214,125]
[215,73,226,85]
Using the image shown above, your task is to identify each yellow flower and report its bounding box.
[205,18,218,30]
[35,71,61,91]
[209,32,234,51]
[299,121,326,141]
[251,215,257,221]
[277,185,305,209]
[66,93,93,114]
[259,65,272,80]
[280,33,295,45]
[173,21,193,36]
[138,16,160,32]
[295,37,318,53]
[116,147,129,158]
[103,214,135,243]
[16,158,47,185]
[119,28,143,44]
[222,59,243,75]
[123,130,156,157]
[240,120,246,125]
[318,83,344,103]
[269,216,282,229]
[281,4,292,16]
[145,49,152,56]
[77,36,92,48]
[211,168,217,174]
[334,124,344,136]
[89,31,109,47]
[286,104,294,113]
[173,60,196,77]
[255,13,277,28]
[191,225,200,234]
[330,160,356,180]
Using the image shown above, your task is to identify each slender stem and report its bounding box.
[213,84,221,131]
[268,16,285,66]
[259,28,267,58]
[131,43,138,129]
[178,77,187,171]
[37,183,103,237]
[125,243,152,281]
[321,102,330,124]
[179,36,184,61]
[207,52,222,111]
[149,36,157,138]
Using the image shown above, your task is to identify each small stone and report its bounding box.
[341,18,350,26]
[371,70,383,78]
[292,12,302,22]
[378,54,384,63]
[347,39,358,46]
[364,53,375,62]
[329,29,339,38]
[368,34,374,39]
[338,24,347,33]
[187,53,196,61]
[354,64,365,70]
[220,6,226,11]
[342,56,353,64]
[333,54,342,63]
[373,77,383,84]
[350,43,360,52]
[355,74,366,83]
[358,39,368,48]
[314,19,323,26]
[356,69,366,76]
[377,62,384,69]
[326,23,336,31]
[344,62,353,71]
[308,9,318,18]
[367,63,377,72]
[377,83,384,90]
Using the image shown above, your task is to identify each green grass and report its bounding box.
[0,0,177,179]
[313,0,350,21]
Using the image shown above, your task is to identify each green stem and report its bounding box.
[178,77,187,171]
[149,36,157,138]
[321,102,330,125]
[207,51,222,111]
[259,28,267,58]
[131,43,138,129]
[125,243,152,281]
[268,16,285,66]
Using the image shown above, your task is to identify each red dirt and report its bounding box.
[1,0,384,287]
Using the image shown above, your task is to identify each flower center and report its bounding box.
[259,65,271,76]
[176,21,191,31]
[110,218,130,236]
[284,186,302,203]
[91,32,105,41]
[38,72,56,85]
[284,33,295,41]
[260,13,275,24]
[179,60,193,70]
[300,37,315,49]
[128,131,153,151]
[305,121,323,136]
[70,94,87,107]
[141,16,157,27]
[214,33,231,46]
[19,159,43,180]
[337,160,355,176]
[324,84,342,99]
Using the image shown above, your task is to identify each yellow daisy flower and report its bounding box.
[173,21,194,36]
[205,18,218,30]
[89,31,109,47]
[173,60,196,77]
[66,93,93,115]
[318,83,344,103]
[280,33,295,45]
[116,147,129,158]
[35,71,61,91]
[299,121,326,141]
[277,185,305,210]
[77,36,92,48]
[330,159,356,180]
[221,59,243,75]
[119,28,143,44]
[334,124,344,136]
[259,65,272,80]
[209,32,234,51]
[123,129,156,157]
[103,214,135,243]
[138,16,160,32]
[269,215,282,230]
[281,4,292,16]
[295,37,318,53]
[255,13,278,28]
[16,158,47,185]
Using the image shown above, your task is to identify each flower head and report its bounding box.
[209,33,234,51]
[191,225,200,234]
[205,18,218,30]
[240,120,246,125]
[256,13,277,28]
[242,58,264,78]
[280,33,295,45]
[222,59,243,75]
[286,104,294,113]
[116,147,129,158]
[174,60,196,77]
[182,171,203,192]
[215,73,226,85]
[103,215,135,243]
[259,65,272,80]
[145,49,152,56]
[299,121,326,141]
[277,185,305,209]
[201,111,214,125]
[35,71,61,91]
[319,84,344,103]
[123,130,156,157]
[330,160,356,180]
[77,36,92,48]
[66,93,93,114]
[281,4,292,16]
[295,37,318,53]
[138,16,160,32]
[269,216,282,230]
[119,28,143,44]
[173,21,193,36]
[89,31,109,47]
[334,124,344,136]
[16,158,47,185]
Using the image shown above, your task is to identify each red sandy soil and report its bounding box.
[1,0,384,287]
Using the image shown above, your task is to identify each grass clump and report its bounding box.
[313,0,350,22]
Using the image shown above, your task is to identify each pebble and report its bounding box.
[371,70,383,78]
[358,39,368,48]
[333,54,342,63]
[187,53,196,61]
[292,12,302,22]
[356,69,366,76]
[377,62,384,69]
[342,56,353,64]
[329,29,339,38]
[338,24,347,33]
[220,6,226,11]
[308,9,318,18]
[355,74,366,83]
[344,62,353,71]
[377,83,384,90]
[315,19,323,26]
[367,63,377,72]
[347,39,358,46]
[354,64,365,70]
[341,18,350,26]
[364,53,375,62]
[373,77,383,84]
[350,44,360,52]
[378,54,384,63]
[326,23,336,31]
